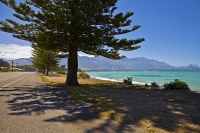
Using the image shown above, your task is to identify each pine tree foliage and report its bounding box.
[31,44,59,75]
[0,0,145,85]
[0,0,144,58]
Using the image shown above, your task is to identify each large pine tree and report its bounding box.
[0,0,145,85]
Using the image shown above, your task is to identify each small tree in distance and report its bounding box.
[31,44,59,76]
[0,0,145,86]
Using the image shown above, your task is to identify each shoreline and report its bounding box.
[88,74,200,91]
[45,73,200,92]
[89,76,200,93]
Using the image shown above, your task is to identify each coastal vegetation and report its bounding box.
[78,71,90,79]
[123,77,133,85]
[151,82,159,87]
[145,83,149,87]
[56,71,66,75]
[164,79,190,90]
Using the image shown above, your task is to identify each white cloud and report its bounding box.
[0,44,32,59]
[0,44,95,60]
[78,52,95,57]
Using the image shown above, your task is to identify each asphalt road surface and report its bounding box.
[0,72,145,133]
[0,72,68,132]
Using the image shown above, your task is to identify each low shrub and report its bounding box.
[145,83,149,87]
[164,79,190,90]
[57,71,66,74]
[78,71,90,78]
[123,77,132,85]
[151,82,159,87]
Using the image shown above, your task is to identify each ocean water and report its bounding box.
[87,71,200,91]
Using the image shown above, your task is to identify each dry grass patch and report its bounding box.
[39,73,66,84]
[39,73,114,84]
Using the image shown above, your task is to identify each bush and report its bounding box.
[151,82,159,87]
[123,77,132,85]
[57,71,66,74]
[78,71,90,78]
[145,83,149,87]
[164,79,190,90]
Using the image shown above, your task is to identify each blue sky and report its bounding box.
[0,0,200,66]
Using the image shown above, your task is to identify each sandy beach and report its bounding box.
[41,73,200,133]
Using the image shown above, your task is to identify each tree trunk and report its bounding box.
[46,54,50,76]
[65,45,79,86]
[46,67,49,76]
[42,68,45,74]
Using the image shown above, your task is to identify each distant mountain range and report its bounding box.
[61,56,200,71]
[3,56,200,71]
[3,58,32,66]
[0,59,10,67]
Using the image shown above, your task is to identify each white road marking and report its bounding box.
[0,73,30,89]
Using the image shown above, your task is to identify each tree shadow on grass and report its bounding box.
[64,84,200,133]
[96,89,200,132]
[1,83,200,132]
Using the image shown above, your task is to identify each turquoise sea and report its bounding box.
[87,71,200,91]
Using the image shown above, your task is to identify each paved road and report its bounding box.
[0,72,145,133]
[0,72,68,132]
